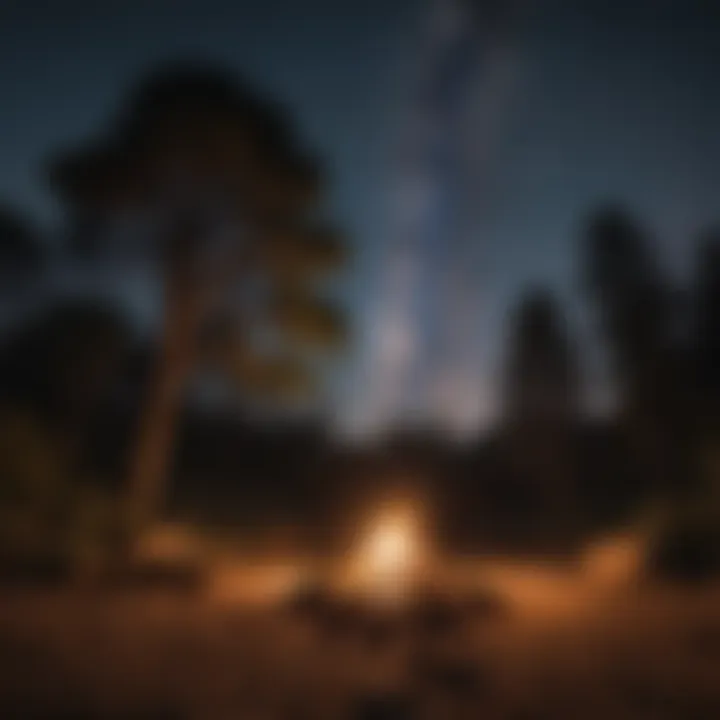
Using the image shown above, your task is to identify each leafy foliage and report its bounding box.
[0,406,118,564]
[0,300,130,428]
[0,205,44,293]
[49,64,348,531]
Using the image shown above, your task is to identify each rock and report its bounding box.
[284,583,366,643]
[411,653,488,700]
[96,561,205,594]
[408,591,462,639]
[687,624,720,659]
[321,598,367,642]
[350,692,415,720]
[0,555,70,588]
[360,612,400,654]
[647,525,720,584]
[461,588,509,622]
[284,581,332,620]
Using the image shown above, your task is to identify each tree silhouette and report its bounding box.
[689,230,720,504]
[584,208,671,403]
[0,300,131,463]
[0,299,131,561]
[693,231,720,411]
[583,206,690,496]
[499,288,581,546]
[49,65,346,540]
[503,288,579,428]
[0,205,44,296]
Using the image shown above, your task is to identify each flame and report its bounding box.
[348,499,428,603]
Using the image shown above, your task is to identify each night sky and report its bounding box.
[1,0,719,431]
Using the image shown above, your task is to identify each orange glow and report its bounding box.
[347,499,428,603]
[581,532,645,589]
[207,561,308,605]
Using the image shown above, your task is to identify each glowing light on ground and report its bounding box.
[207,561,309,605]
[135,522,205,564]
[345,499,429,604]
[581,532,646,590]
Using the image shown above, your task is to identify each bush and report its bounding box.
[0,407,69,559]
[0,406,121,576]
[647,522,720,583]
[644,496,720,583]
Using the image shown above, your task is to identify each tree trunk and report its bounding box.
[124,224,204,549]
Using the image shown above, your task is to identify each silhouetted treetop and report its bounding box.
[584,206,655,295]
[127,65,263,117]
[583,204,695,496]
[0,205,44,287]
[49,64,322,225]
[512,290,561,342]
[693,229,720,399]
[583,205,673,363]
[48,61,348,534]
[504,287,579,424]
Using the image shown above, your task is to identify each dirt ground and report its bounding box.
[1,550,719,719]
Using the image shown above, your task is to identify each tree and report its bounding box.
[0,299,131,564]
[49,65,346,541]
[503,288,579,427]
[500,287,581,545]
[0,405,71,560]
[693,231,720,410]
[689,231,720,506]
[584,208,672,406]
[0,205,44,299]
[583,206,690,497]
[0,299,130,442]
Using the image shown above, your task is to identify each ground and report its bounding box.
[1,539,719,719]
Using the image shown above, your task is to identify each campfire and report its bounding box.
[342,497,431,604]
